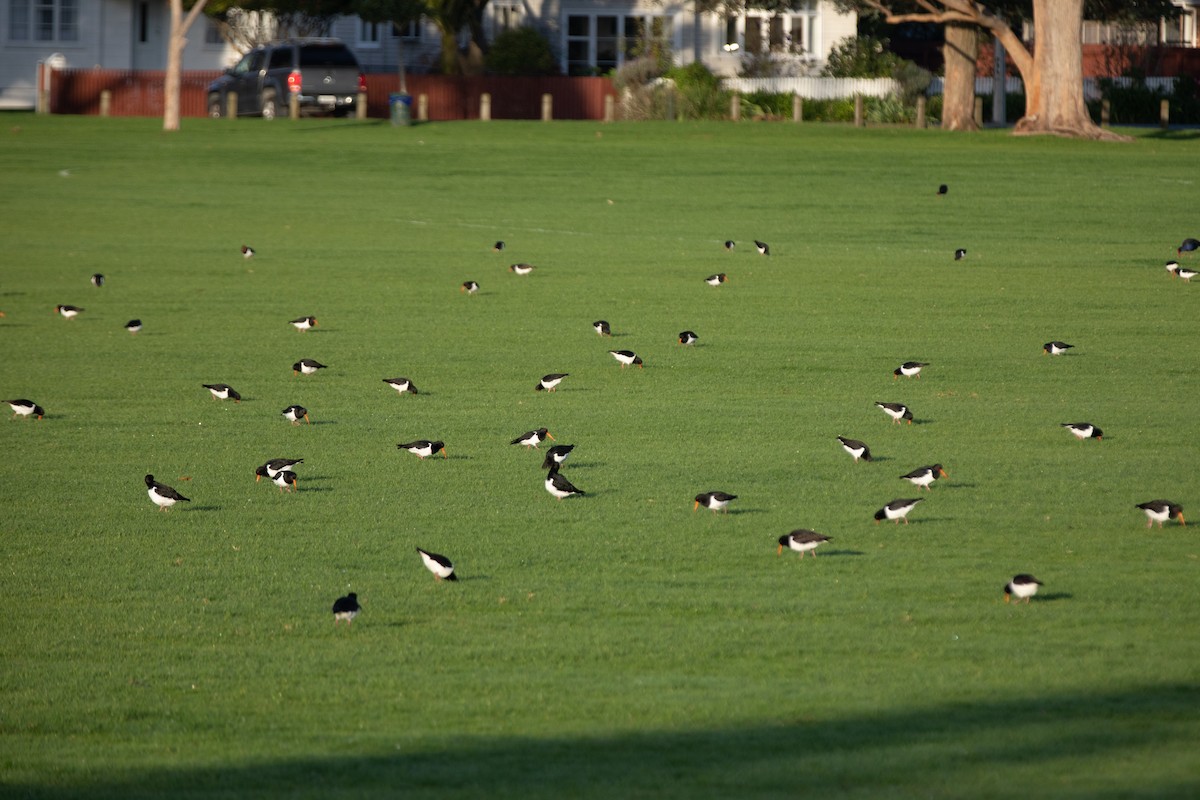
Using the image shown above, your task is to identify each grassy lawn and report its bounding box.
[1,115,1198,799]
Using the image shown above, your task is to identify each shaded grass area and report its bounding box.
[1,117,1198,797]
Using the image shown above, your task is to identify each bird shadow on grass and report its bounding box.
[184,505,222,513]
[306,420,338,426]
[938,482,977,491]
[816,549,866,557]
[296,486,334,493]
[1034,592,1074,602]
[16,682,1197,800]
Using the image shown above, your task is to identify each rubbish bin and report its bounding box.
[389,93,412,126]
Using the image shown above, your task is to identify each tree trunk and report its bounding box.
[163,0,208,132]
[942,22,978,131]
[1014,0,1124,140]
[438,27,460,75]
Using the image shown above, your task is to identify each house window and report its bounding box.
[9,0,76,42]
[205,17,223,45]
[565,12,673,75]
[491,2,522,36]
[728,2,815,56]
[358,20,381,48]
[392,19,421,39]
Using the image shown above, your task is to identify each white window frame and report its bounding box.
[9,0,78,43]
[723,1,818,58]
[562,11,676,76]
[357,19,382,49]
[490,1,523,38]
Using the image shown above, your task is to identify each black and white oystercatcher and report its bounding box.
[492,241,505,252]
[241,245,255,259]
[894,362,928,379]
[512,428,553,449]
[282,405,310,425]
[724,240,735,251]
[593,320,611,336]
[202,383,241,402]
[145,474,190,511]
[6,399,45,420]
[271,470,298,493]
[778,530,831,558]
[509,263,534,275]
[1061,422,1102,441]
[1003,574,1043,603]
[678,331,698,345]
[705,273,727,286]
[609,350,643,368]
[383,377,418,395]
[1179,267,1198,282]
[1135,500,1185,528]
[54,305,82,320]
[535,374,567,392]
[461,281,479,294]
[332,592,360,625]
[293,359,327,376]
[874,498,923,524]
[1166,260,1180,278]
[290,316,317,332]
[545,465,585,500]
[837,436,872,463]
[541,444,575,469]
[397,440,446,459]
[417,547,458,581]
[694,491,737,513]
[900,464,947,490]
[125,319,142,334]
[954,248,967,260]
[1043,341,1074,355]
[755,240,770,255]
[256,458,303,482]
[876,402,913,425]
[91,273,105,287]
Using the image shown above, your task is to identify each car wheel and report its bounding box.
[261,90,277,121]
[208,94,223,119]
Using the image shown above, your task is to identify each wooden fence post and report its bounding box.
[227,91,237,119]
[974,96,983,127]
[417,93,428,122]
[480,93,491,121]
[356,92,367,120]
[289,93,299,120]
[1101,98,1110,126]
[1160,99,1170,129]
[730,92,740,121]
[541,93,553,121]
[665,88,675,121]
[793,94,802,123]
[36,61,49,114]
[99,90,111,117]
[853,94,864,127]
[604,94,614,122]
[915,95,926,129]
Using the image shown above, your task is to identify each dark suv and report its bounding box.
[207,39,365,119]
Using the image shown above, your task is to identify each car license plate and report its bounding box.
[318,95,336,105]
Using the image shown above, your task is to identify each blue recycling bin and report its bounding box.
[389,92,413,126]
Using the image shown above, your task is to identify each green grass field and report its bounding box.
[1,115,1198,799]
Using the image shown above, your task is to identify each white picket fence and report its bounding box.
[724,75,1178,101]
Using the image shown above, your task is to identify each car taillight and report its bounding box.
[287,70,301,93]
[358,73,367,93]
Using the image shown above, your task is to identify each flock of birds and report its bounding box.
[7,229,1198,623]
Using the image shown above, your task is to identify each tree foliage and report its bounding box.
[485,27,558,76]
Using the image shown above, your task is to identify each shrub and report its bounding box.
[665,62,730,120]
[485,27,558,76]
[822,35,905,78]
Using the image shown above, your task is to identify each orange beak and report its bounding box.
[1178,514,1186,526]
[304,414,311,424]
[777,544,784,556]
[938,468,949,478]
[693,501,700,511]
[255,473,262,482]
[546,432,555,441]
[1004,593,1011,604]
[440,448,447,459]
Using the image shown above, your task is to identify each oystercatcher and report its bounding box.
[545,465,585,500]
[876,402,913,425]
[1043,342,1074,355]
[492,241,505,252]
[54,305,82,319]
[509,263,534,275]
[125,319,142,334]
[290,316,317,332]
[778,530,831,558]
[1166,260,1180,278]
[241,245,255,258]
[1003,574,1043,603]
[293,359,327,376]
[281,405,310,425]
[1179,268,1198,282]
[512,428,553,449]
[694,491,736,513]
[6,399,45,420]
[755,240,770,255]
[704,274,727,286]
[874,497,923,524]
[535,374,567,392]
[593,320,611,337]
[202,383,241,403]
[145,474,190,511]
[417,547,458,581]
[397,440,446,459]
[256,458,303,482]
[332,592,360,625]
[90,273,104,287]
[609,350,643,369]
[1177,238,1199,255]
[893,361,928,379]
[724,240,735,251]
[1061,422,1102,441]
[678,331,698,346]
[461,281,479,294]
[383,377,418,395]
[900,464,948,491]
[836,436,872,463]
[954,248,967,260]
[937,184,948,195]
[1135,500,1185,528]
[541,444,574,469]
[271,470,298,493]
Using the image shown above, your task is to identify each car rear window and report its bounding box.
[299,46,358,68]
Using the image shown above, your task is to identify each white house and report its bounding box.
[0,0,239,108]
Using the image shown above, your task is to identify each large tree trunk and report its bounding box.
[164,0,208,132]
[942,22,978,131]
[1014,0,1123,140]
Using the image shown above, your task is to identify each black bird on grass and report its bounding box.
[332,593,360,625]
